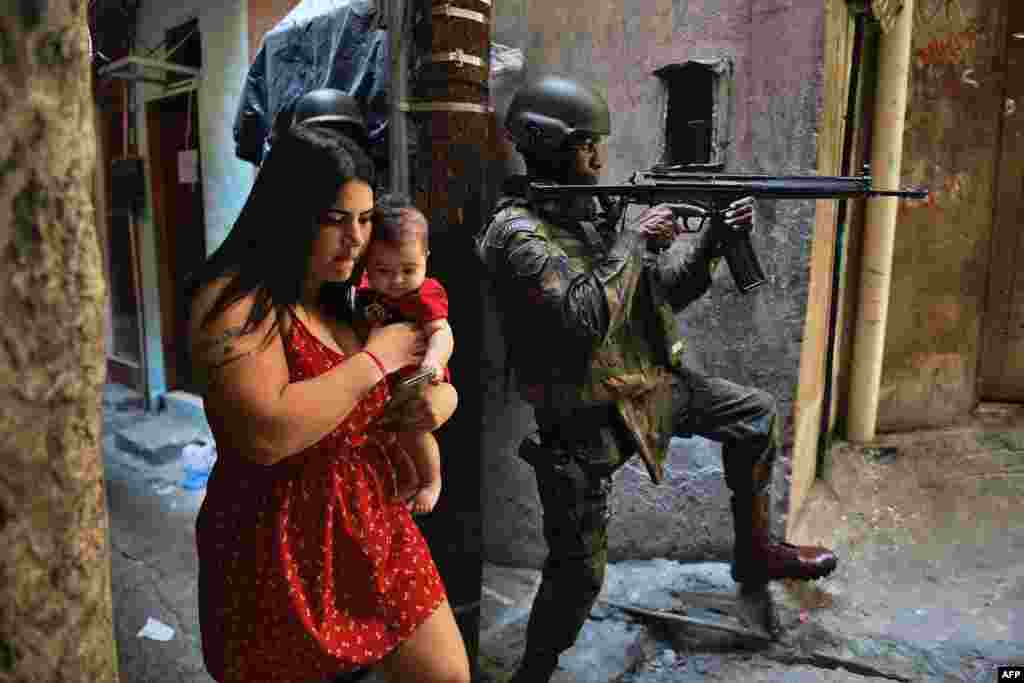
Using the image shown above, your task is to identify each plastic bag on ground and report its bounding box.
[181,438,217,490]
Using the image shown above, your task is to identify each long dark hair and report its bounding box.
[186,124,375,345]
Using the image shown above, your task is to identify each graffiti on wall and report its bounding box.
[914,20,983,99]
[935,67,983,98]
[901,171,969,212]
[915,27,978,67]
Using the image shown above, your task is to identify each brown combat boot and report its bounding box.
[730,493,837,587]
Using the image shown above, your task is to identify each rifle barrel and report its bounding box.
[528,179,928,202]
[524,171,929,297]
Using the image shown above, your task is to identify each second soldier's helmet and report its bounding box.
[505,75,611,155]
[292,88,368,144]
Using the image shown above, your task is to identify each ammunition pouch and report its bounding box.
[519,431,614,529]
[519,433,586,510]
[518,412,624,478]
[517,433,565,470]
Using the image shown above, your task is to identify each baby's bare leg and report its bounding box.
[395,431,442,514]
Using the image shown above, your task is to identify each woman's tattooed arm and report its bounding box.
[193,326,254,369]
[190,326,257,392]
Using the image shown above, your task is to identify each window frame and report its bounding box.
[654,58,735,168]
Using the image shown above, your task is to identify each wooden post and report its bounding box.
[387,0,411,196]
[406,0,492,673]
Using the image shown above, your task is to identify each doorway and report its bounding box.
[145,90,206,393]
[978,0,1024,401]
[97,85,148,392]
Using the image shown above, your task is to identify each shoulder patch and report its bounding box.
[488,214,539,249]
[501,217,537,235]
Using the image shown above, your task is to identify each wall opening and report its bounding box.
[655,59,733,167]
[146,91,206,393]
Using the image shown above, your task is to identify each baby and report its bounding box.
[356,195,453,514]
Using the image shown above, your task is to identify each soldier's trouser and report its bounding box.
[671,368,779,498]
[524,455,612,656]
[521,369,777,661]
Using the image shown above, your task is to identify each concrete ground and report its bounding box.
[101,384,1023,682]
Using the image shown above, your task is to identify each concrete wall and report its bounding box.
[872,0,1008,431]
[485,0,827,568]
[132,0,257,403]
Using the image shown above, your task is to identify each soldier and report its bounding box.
[266,88,370,163]
[476,74,838,682]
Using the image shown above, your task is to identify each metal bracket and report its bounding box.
[870,0,904,32]
[426,49,485,69]
[400,100,492,113]
[431,4,486,24]
[98,55,201,84]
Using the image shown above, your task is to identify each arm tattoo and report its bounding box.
[193,326,255,371]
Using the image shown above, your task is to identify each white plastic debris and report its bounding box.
[181,438,217,490]
[137,617,175,641]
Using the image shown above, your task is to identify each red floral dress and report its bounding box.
[196,314,447,683]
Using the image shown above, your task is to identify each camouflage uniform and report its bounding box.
[475,176,780,663]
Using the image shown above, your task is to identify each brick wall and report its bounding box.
[248,0,299,62]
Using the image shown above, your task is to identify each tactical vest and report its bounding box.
[486,198,684,483]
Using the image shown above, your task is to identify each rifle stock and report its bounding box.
[527,169,928,294]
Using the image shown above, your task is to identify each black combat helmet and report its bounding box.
[292,88,368,144]
[505,75,611,155]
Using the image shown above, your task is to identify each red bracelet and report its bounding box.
[362,350,387,380]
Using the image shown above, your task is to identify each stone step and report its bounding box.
[476,560,746,682]
[162,390,211,432]
[103,382,144,410]
[114,411,212,466]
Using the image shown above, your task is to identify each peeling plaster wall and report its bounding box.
[876,0,1007,431]
[131,0,256,402]
[134,0,256,258]
[487,0,826,567]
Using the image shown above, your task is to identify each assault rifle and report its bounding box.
[527,164,928,293]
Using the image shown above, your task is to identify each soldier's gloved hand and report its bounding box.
[597,195,625,227]
[721,196,756,235]
[552,452,589,504]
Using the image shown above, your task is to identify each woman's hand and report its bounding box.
[633,204,701,251]
[378,383,457,432]
[364,322,427,374]
[630,204,678,245]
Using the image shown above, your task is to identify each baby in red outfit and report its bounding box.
[356,196,453,514]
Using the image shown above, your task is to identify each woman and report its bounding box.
[186,124,470,683]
